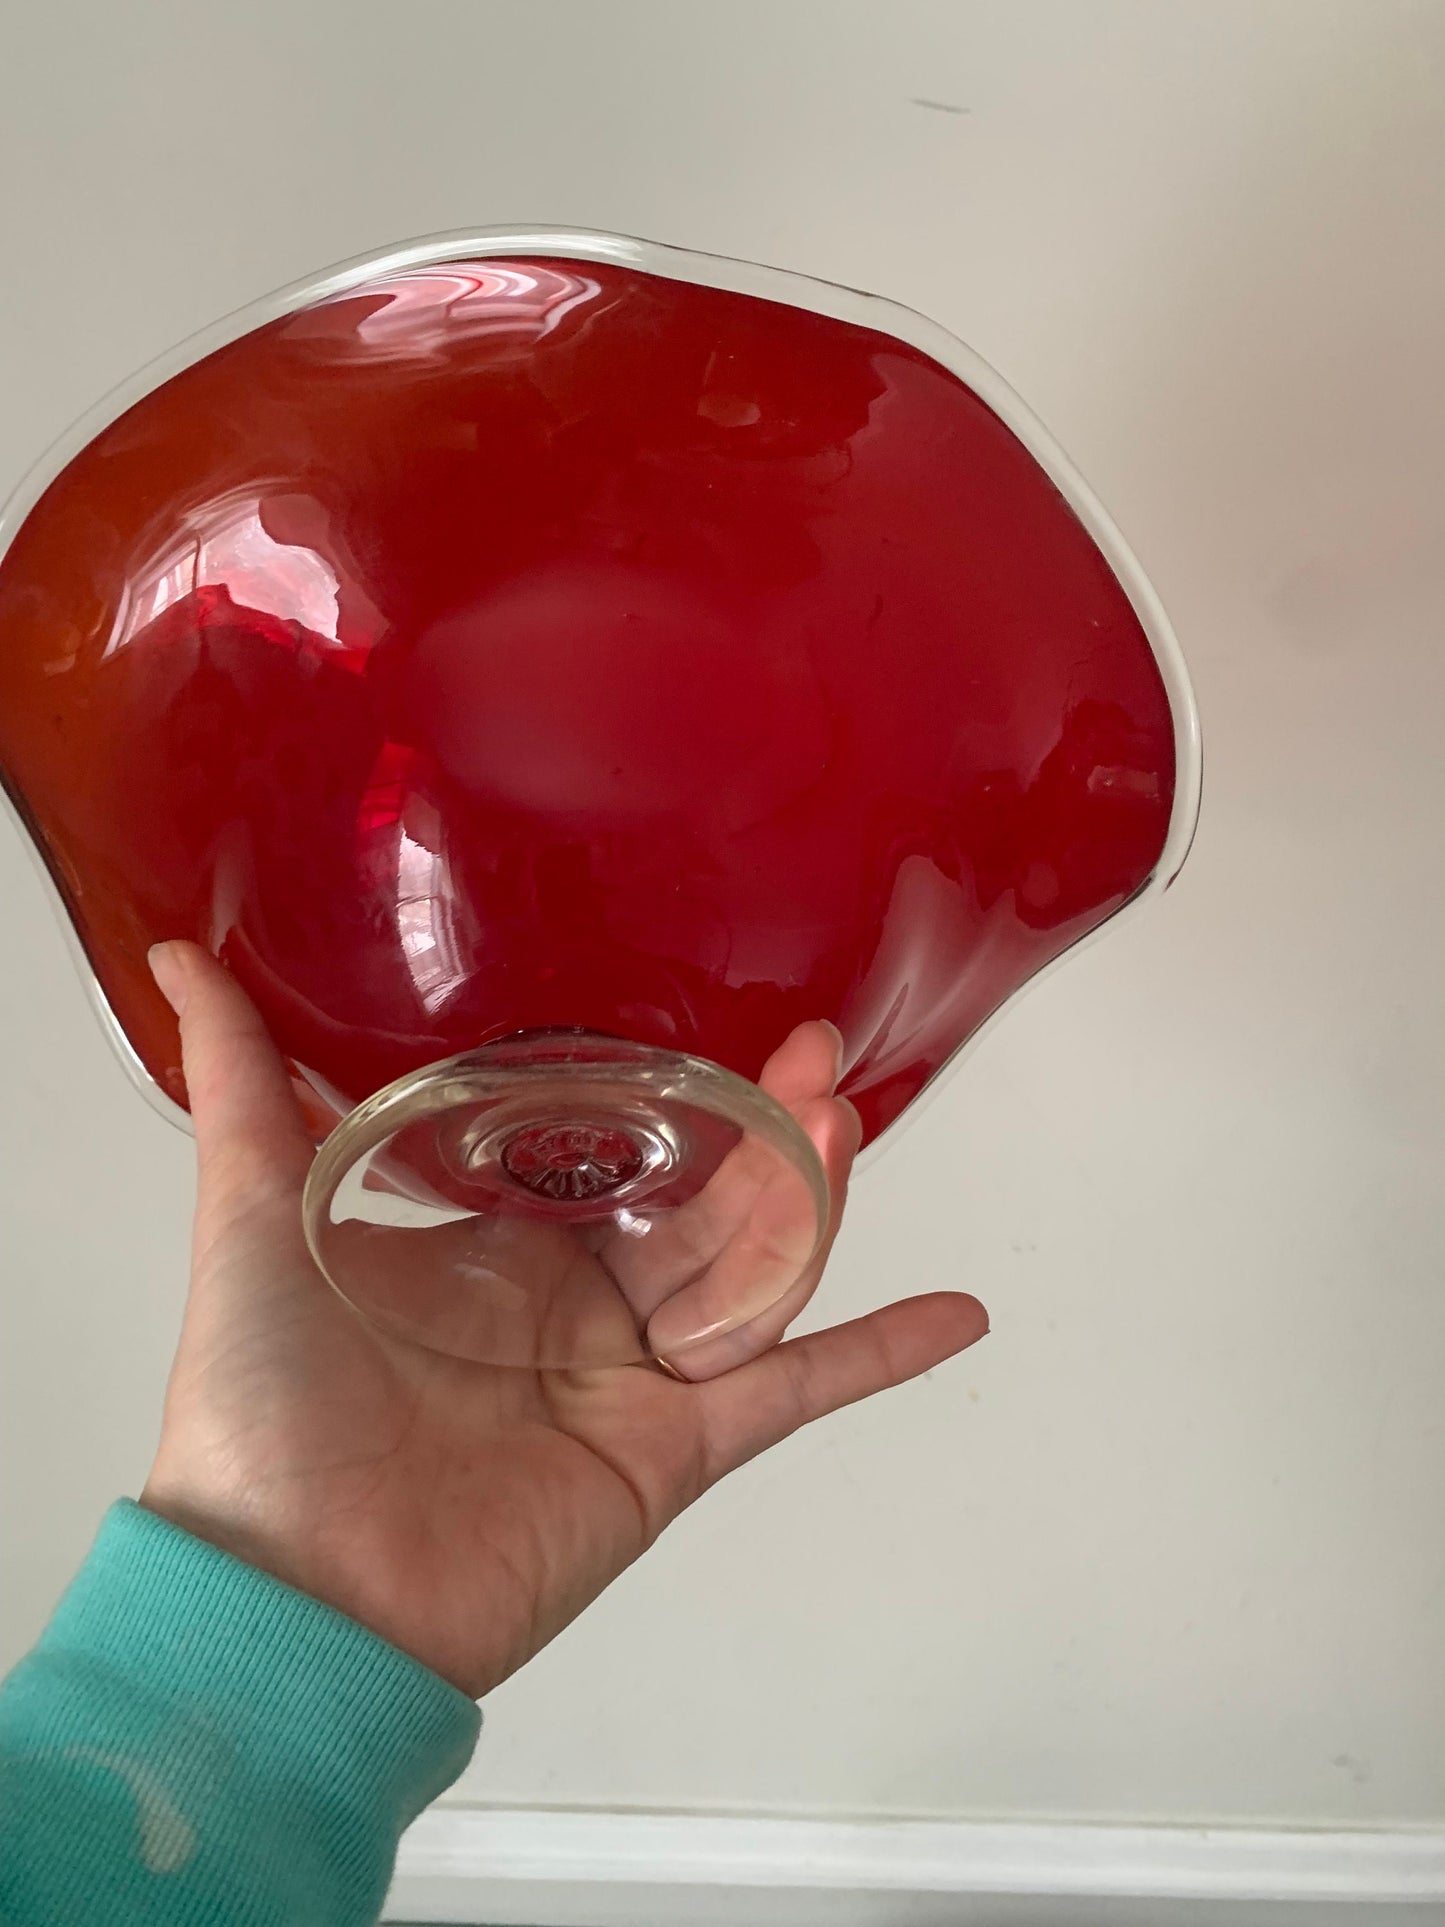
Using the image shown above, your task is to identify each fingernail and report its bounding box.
[818,1019,845,1083]
[148,942,191,1016]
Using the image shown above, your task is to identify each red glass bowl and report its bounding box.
[0,229,1200,1370]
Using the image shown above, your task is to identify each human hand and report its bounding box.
[141,943,989,1697]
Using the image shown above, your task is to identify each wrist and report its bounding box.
[137,1481,505,1698]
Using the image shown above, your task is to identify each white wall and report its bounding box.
[3,0,1443,1832]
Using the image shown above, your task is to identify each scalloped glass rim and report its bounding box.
[0,224,1203,1169]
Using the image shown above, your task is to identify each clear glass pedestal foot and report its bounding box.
[303,1033,830,1371]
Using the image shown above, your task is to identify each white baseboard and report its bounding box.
[386,1807,1445,1925]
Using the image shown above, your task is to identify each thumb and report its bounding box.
[149,942,314,1201]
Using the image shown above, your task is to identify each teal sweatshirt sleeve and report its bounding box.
[0,1500,481,1925]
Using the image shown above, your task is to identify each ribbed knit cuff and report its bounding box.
[0,1500,481,1925]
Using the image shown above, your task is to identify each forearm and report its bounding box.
[0,1503,479,1926]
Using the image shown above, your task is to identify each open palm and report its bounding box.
[141,944,988,1697]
